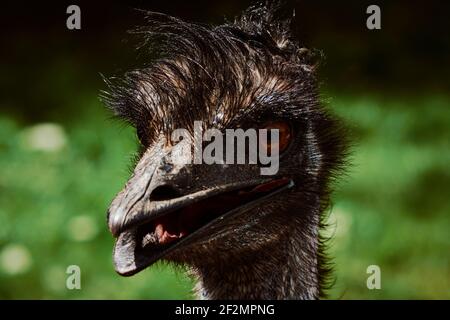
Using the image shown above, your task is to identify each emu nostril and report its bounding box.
[149,185,181,201]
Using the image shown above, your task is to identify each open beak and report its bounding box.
[107,147,294,276]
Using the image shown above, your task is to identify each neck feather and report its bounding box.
[190,223,321,300]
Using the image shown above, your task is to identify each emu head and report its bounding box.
[103,4,347,299]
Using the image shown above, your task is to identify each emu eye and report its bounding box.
[260,121,292,154]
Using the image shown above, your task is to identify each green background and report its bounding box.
[0,1,449,299]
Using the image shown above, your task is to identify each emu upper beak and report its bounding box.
[107,145,294,276]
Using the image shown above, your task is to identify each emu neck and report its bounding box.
[191,230,320,300]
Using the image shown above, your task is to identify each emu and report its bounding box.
[102,3,348,299]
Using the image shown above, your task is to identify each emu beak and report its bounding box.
[107,146,294,276]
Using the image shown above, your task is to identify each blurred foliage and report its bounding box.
[0,89,448,299]
[328,93,450,299]
[1,0,449,300]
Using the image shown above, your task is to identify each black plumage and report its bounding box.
[102,3,348,299]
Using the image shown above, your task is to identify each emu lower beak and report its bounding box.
[107,148,294,276]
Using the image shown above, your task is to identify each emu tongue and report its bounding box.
[152,190,248,245]
[154,215,187,245]
[152,201,207,244]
